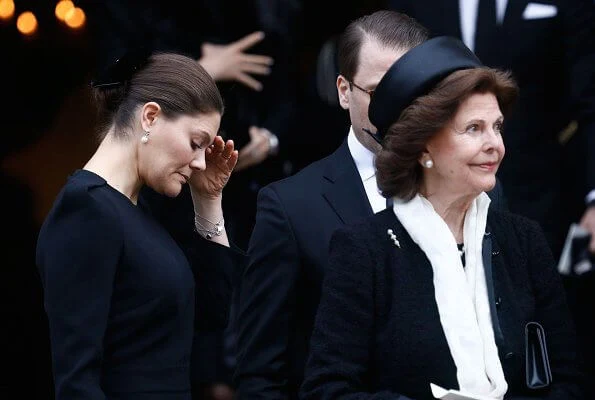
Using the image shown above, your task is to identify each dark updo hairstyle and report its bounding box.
[375,67,518,200]
[91,52,224,140]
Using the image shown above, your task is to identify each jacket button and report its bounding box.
[505,352,514,359]
[495,297,502,307]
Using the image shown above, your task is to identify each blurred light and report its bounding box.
[55,0,74,22]
[64,6,85,29]
[0,0,15,20]
[16,11,37,35]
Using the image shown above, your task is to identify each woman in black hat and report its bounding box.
[299,37,583,400]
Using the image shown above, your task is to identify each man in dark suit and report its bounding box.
[233,10,507,399]
[386,0,595,259]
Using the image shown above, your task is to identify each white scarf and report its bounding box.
[393,193,507,399]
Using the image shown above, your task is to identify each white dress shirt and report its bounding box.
[459,0,508,51]
[347,127,386,214]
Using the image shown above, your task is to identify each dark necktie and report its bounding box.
[474,0,497,61]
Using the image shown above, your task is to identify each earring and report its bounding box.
[423,159,434,168]
[141,130,150,144]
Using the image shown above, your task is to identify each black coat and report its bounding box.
[234,140,507,399]
[300,208,583,400]
[36,170,243,399]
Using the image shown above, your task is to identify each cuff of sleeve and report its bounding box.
[188,232,246,286]
[586,189,595,207]
[263,130,279,156]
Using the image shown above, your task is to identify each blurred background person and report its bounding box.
[81,0,301,249]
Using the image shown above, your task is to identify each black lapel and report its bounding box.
[322,140,374,225]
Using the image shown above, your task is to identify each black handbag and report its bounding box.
[525,321,553,389]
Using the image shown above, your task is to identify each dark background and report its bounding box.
[3,1,592,398]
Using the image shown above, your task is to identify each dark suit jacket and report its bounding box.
[387,0,595,255]
[234,140,507,399]
[300,208,583,400]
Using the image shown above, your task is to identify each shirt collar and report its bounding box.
[347,126,376,181]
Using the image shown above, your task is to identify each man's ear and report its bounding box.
[141,101,161,131]
[337,75,351,110]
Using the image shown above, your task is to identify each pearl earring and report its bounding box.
[424,159,434,168]
[141,131,150,144]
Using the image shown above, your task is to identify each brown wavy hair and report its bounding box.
[375,67,518,200]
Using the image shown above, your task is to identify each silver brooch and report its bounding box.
[387,229,401,248]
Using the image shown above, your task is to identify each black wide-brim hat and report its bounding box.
[368,36,482,144]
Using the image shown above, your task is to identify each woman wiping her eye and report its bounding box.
[36,51,245,400]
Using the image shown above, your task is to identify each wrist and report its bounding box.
[194,213,225,240]
[197,58,221,81]
[190,186,223,205]
[192,196,224,240]
[586,189,595,208]
[192,197,222,214]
